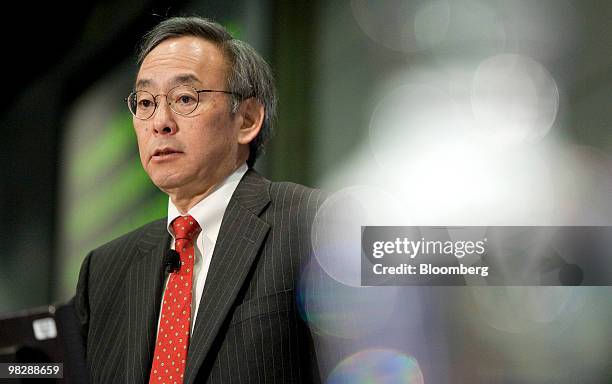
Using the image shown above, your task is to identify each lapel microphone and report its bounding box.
[164,249,181,273]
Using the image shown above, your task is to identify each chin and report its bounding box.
[150,173,186,191]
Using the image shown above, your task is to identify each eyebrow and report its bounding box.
[135,74,203,90]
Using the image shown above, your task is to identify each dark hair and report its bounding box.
[137,16,277,167]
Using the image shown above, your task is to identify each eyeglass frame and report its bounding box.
[125,84,245,120]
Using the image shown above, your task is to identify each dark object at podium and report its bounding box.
[0,302,87,383]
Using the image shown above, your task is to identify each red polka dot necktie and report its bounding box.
[149,215,201,384]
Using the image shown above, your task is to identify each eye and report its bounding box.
[138,99,154,108]
[175,94,197,105]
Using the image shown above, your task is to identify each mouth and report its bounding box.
[151,147,183,162]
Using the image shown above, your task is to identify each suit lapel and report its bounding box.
[184,170,271,383]
[125,220,170,384]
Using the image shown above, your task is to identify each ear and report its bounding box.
[237,98,265,145]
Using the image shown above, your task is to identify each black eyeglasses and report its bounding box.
[126,84,242,120]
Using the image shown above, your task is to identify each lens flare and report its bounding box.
[351,0,439,53]
[471,53,559,145]
[327,349,424,384]
[297,260,398,339]
[311,185,408,287]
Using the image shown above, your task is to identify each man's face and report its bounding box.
[133,36,242,201]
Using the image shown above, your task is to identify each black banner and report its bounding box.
[361,226,611,286]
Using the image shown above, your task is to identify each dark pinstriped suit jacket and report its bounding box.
[73,170,324,383]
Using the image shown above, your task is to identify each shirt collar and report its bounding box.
[167,163,248,239]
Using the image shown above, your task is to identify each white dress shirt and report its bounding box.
[158,163,248,334]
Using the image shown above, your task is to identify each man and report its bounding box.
[73,16,323,383]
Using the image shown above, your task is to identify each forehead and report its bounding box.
[136,36,227,89]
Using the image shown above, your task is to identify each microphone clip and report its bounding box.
[164,249,181,273]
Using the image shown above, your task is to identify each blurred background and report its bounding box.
[0,0,610,382]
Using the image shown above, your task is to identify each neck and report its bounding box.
[171,188,215,215]
[167,161,245,214]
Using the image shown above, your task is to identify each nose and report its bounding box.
[152,96,178,135]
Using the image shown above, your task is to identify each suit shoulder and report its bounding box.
[77,218,167,300]
[89,218,167,261]
[268,181,326,212]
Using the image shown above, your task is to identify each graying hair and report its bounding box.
[137,16,277,167]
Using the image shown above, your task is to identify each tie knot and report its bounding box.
[171,215,201,240]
